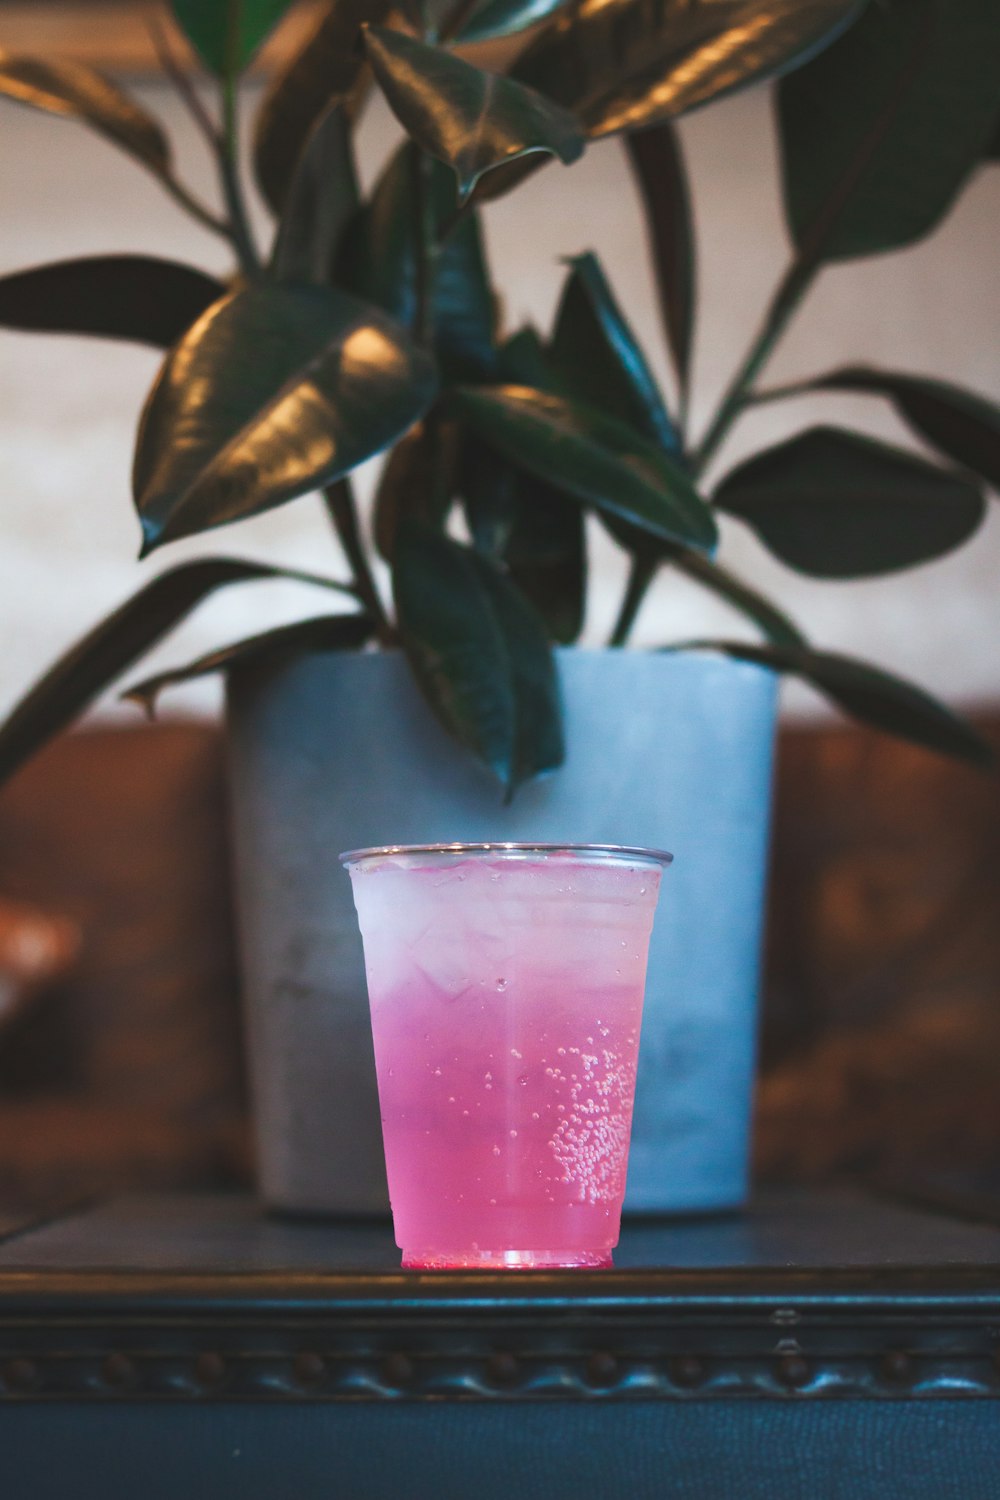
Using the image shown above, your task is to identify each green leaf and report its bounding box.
[715,427,986,578]
[512,0,864,138]
[363,25,584,201]
[0,52,171,175]
[625,122,695,409]
[169,0,296,77]
[805,367,1000,492]
[123,612,374,715]
[338,143,496,379]
[253,0,384,215]
[669,551,807,649]
[456,0,569,44]
[0,557,346,788]
[393,522,564,795]
[988,114,1000,160]
[504,479,587,647]
[461,433,586,644]
[452,384,717,551]
[669,641,994,769]
[373,415,458,560]
[270,103,359,284]
[778,0,1000,262]
[499,325,564,391]
[133,283,438,552]
[0,256,224,350]
[550,251,678,453]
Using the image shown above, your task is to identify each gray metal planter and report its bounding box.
[226,648,778,1216]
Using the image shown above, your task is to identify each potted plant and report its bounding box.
[0,0,997,1214]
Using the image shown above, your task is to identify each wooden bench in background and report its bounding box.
[0,715,998,1208]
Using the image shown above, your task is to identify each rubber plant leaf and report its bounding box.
[169,0,297,77]
[502,477,587,647]
[337,143,496,380]
[363,25,584,202]
[461,431,586,645]
[625,121,694,407]
[511,0,866,138]
[373,416,459,561]
[778,0,1000,262]
[714,426,986,578]
[498,325,566,392]
[0,51,171,176]
[133,283,438,552]
[804,368,1000,492]
[988,114,1000,160]
[123,613,374,715]
[456,0,569,45]
[0,256,224,349]
[253,0,386,215]
[394,521,563,796]
[270,103,360,284]
[452,384,717,551]
[668,642,994,769]
[549,250,679,453]
[0,558,352,787]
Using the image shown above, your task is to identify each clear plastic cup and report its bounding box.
[341,842,671,1270]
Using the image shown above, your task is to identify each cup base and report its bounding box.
[400,1248,614,1270]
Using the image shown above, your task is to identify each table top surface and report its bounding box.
[0,1190,998,1403]
[0,1188,998,1301]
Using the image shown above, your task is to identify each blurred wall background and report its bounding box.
[1,45,999,725]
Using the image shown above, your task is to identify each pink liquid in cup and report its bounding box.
[343,843,670,1270]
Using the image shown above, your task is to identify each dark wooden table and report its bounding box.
[0,1189,998,1499]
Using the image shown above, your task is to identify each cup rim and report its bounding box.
[339,841,673,868]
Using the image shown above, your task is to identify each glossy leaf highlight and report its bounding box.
[456,0,569,43]
[512,0,865,138]
[453,384,717,551]
[134,284,438,550]
[364,25,584,201]
[0,52,171,174]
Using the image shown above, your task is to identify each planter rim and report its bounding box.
[240,643,778,675]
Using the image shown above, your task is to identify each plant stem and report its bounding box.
[608,552,659,647]
[158,172,233,240]
[145,14,244,248]
[147,13,218,147]
[693,258,815,476]
[746,378,820,406]
[323,481,395,643]
[218,73,262,279]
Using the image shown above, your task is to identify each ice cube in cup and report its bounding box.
[342,842,671,1270]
